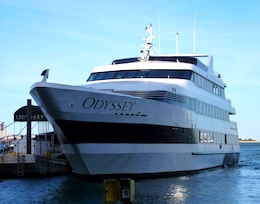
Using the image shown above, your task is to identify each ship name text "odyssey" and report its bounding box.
[83,97,136,111]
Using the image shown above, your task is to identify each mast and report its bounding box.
[140,24,153,62]
[176,32,179,54]
[193,10,196,53]
[158,12,161,54]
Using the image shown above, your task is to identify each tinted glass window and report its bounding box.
[95,72,106,80]
[169,70,192,79]
[87,70,193,81]
[146,70,161,78]
[113,71,126,79]
[103,71,116,79]
[87,73,97,81]
[183,71,192,79]
[135,70,149,78]
[160,70,173,78]
[124,71,138,78]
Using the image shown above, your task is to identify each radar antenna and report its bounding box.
[139,24,160,62]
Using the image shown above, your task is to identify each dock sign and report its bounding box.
[14,105,47,121]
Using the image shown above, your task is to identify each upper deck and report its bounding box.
[87,54,225,87]
[86,24,226,90]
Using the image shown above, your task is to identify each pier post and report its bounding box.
[26,99,32,154]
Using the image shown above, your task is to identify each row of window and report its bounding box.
[87,69,225,99]
[87,69,192,81]
[192,73,225,98]
[199,131,239,145]
[190,99,229,121]
[162,94,230,121]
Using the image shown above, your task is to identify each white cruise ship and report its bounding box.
[30,25,240,178]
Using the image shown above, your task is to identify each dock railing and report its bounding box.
[0,135,16,156]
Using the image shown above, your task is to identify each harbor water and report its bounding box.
[0,143,259,204]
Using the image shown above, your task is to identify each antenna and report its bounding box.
[193,10,196,53]
[158,11,161,54]
[140,24,153,61]
[176,32,179,54]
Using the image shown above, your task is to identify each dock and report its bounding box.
[0,153,71,177]
[0,100,72,178]
[0,135,71,178]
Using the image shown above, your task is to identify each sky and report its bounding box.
[0,0,260,140]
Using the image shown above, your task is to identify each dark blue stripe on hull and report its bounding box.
[55,120,196,144]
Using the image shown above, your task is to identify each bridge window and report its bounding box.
[125,70,138,78]
[146,70,162,78]
[87,70,193,81]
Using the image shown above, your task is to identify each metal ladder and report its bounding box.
[17,154,24,177]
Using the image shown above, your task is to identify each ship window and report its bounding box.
[199,131,209,143]
[124,70,138,78]
[135,70,149,78]
[160,70,172,78]
[203,132,208,143]
[207,80,213,92]
[199,131,203,142]
[190,72,194,81]
[184,71,192,79]
[186,98,191,109]
[209,132,214,143]
[191,99,196,110]
[113,71,126,79]
[220,88,225,98]
[193,73,198,83]
[103,71,116,79]
[170,71,192,79]
[203,103,206,115]
[146,70,162,78]
[87,73,97,81]
[213,84,218,95]
[94,72,106,80]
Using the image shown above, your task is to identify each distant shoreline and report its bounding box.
[239,140,260,143]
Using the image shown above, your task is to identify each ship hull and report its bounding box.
[62,143,239,177]
[30,82,240,178]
